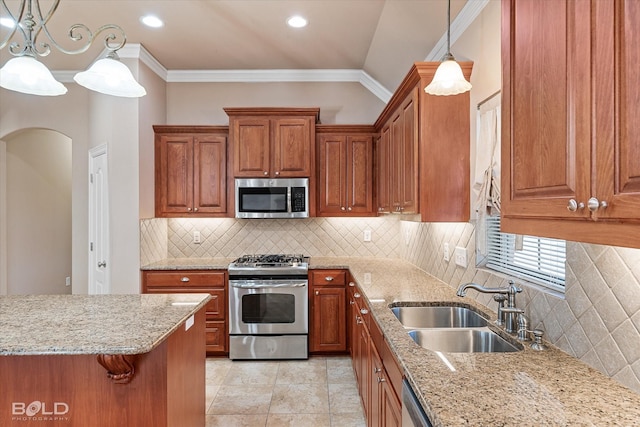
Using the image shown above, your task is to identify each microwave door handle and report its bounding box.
[287,186,292,213]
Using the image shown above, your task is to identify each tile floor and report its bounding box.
[205,356,366,427]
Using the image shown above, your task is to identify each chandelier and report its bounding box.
[424,0,472,96]
[0,0,146,97]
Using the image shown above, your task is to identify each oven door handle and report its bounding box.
[230,282,308,289]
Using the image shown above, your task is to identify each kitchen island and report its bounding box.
[0,293,211,427]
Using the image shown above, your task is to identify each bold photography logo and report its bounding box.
[12,401,70,422]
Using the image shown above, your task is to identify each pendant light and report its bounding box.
[425,0,472,96]
[0,0,146,97]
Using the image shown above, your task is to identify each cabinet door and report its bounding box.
[400,91,418,214]
[502,0,591,220]
[381,378,402,427]
[368,338,383,427]
[156,135,193,215]
[593,0,640,220]
[273,117,312,177]
[390,111,403,211]
[318,135,347,214]
[310,286,347,353]
[194,135,227,214]
[232,118,271,177]
[347,135,374,214]
[377,127,391,213]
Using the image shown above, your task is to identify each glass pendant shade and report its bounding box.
[74,57,146,98]
[0,56,68,96]
[424,59,472,96]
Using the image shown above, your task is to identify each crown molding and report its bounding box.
[425,0,490,61]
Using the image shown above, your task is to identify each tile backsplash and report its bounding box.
[140,215,640,394]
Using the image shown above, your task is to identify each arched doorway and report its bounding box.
[0,128,72,294]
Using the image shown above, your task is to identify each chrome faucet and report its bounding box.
[456,280,522,334]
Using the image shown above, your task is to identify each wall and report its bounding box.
[4,129,72,294]
[166,81,385,125]
[0,85,90,295]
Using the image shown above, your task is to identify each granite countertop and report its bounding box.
[141,257,235,270]
[0,293,211,356]
[311,257,640,426]
[140,256,640,425]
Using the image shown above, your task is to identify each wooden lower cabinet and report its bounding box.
[349,282,402,427]
[142,270,228,355]
[309,269,348,353]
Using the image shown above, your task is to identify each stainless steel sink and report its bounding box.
[391,305,488,328]
[407,328,521,353]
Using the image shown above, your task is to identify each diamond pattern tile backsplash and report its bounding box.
[140,215,640,394]
[399,220,640,394]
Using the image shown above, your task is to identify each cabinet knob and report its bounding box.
[181,277,190,282]
[194,207,198,212]
[347,207,352,211]
[350,300,355,305]
[360,308,368,315]
[187,207,192,211]
[341,207,346,211]
[373,367,382,374]
[315,290,319,296]
[348,282,355,287]
[356,316,362,324]
[354,293,361,298]
[263,171,268,175]
[587,197,607,212]
[567,199,584,212]
[275,171,280,176]
[324,276,334,282]
[377,376,386,383]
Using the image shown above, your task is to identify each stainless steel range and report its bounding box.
[228,254,309,360]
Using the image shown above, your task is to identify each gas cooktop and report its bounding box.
[228,254,309,276]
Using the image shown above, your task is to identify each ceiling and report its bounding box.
[0,0,469,93]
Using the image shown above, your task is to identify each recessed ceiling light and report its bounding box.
[0,17,16,28]
[287,15,307,28]
[140,15,164,28]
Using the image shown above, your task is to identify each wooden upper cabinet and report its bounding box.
[154,126,229,217]
[374,62,472,222]
[501,0,640,248]
[232,118,271,177]
[317,126,375,216]
[225,108,319,178]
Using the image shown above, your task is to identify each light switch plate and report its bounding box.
[193,231,201,244]
[454,246,468,268]
[363,230,372,242]
[443,243,450,262]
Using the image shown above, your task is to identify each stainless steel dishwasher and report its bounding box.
[402,379,432,427]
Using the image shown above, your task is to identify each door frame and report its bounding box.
[88,144,110,294]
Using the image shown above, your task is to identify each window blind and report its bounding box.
[484,216,566,292]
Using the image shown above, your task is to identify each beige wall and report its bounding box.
[0,85,90,295]
[166,81,385,125]
[4,129,72,294]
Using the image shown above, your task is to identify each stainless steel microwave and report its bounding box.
[235,178,309,219]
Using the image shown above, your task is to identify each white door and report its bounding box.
[89,145,110,294]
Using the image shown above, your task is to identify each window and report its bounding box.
[481,216,566,293]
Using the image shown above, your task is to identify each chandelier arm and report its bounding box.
[0,0,27,52]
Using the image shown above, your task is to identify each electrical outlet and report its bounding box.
[363,229,372,242]
[443,243,450,262]
[193,231,201,244]
[454,246,468,268]
[65,276,71,287]
[364,273,371,284]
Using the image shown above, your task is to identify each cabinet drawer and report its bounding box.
[311,270,346,286]
[381,336,404,398]
[144,271,225,288]
[206,320,227,353]
[206,289,225,320]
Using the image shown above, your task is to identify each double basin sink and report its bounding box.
[390,305,522,353]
